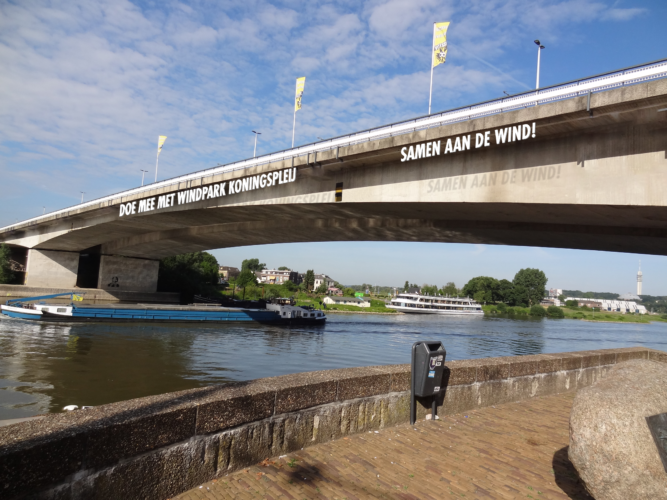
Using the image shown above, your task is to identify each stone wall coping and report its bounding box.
[0,346,661,498]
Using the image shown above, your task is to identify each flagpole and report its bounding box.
[428,23,435,115]
[292,108,297,148]
[155,153,159,183]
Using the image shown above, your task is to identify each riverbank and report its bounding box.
[483,304,666,324]
[324,309,401,315]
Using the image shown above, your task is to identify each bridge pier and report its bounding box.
[23,249,159,292]
[25,249,79,288]
[97,255,159,292]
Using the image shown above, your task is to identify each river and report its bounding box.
[1,313,665,420]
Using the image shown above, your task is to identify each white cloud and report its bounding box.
[0,0,652,218]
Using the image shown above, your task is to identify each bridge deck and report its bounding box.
[175,391,591,500]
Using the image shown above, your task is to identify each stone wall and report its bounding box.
[1,347,664,499]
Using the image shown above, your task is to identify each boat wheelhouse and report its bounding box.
[387,293,483,315]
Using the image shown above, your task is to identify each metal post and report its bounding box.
[536,46,541,89]
[253,131,261,158]
[141,169,147,186]
[292,109,297,148]
[534,40,545,89]
[428,23,435,115]
[410,342,417,425]
[155,154,159,182]
[432,397,437,421]
[80,192,85,203]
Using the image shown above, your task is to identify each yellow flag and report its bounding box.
[294,77,305,111]
[157,136,167,156]
[72,294,83,302]
[432,22,450,68]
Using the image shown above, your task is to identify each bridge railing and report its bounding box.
[3,58,667,233]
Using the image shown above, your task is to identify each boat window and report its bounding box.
[57,308,67,313]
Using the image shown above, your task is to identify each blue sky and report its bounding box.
[1,0,666,294]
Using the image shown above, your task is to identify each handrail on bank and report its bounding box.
[2,57,667,233]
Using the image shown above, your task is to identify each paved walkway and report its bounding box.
[175,392,591,500]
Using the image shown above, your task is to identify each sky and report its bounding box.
[1,0,666,294]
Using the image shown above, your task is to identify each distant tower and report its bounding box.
[637,260,643,296]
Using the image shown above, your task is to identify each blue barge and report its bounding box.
[0,293,283,323]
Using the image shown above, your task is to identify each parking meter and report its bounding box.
[411,341,446,424]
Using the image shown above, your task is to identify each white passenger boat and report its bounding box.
[387,293,483,315]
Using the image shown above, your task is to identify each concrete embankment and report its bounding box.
[0,347,663,499]
[0,284,179,304]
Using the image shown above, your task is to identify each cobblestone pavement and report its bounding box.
[175,392,591,500]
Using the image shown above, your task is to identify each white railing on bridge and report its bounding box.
[3,58,667,233]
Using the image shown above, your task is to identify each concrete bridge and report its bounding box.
[2,60,666,292]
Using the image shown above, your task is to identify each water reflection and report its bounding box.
[1,314,665,420]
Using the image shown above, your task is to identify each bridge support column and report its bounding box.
[25,249,79,288]
[97,255,159,292]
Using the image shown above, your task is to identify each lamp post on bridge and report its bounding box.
[252,130,261,158]
[140,169,148,186]
[534,40,545,89]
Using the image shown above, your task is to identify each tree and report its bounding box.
[512,268,548,307]
[403,281,409,292]
[236,269,257,300]
[473,290,487,304]
[0,244,15,284]
[558,294,566,302]
[283,280,297,292]
[462,276,500,302]
[157,252,220,302]
[497,279,514,303]
[241,258,266,272]
[265,287,281,300]
[510,284,529,307]
[315,282,328,294]
[278,266,290,270]
[441,282,458,296]
[422,284,438,296]
[344,287,356,297]
[304,270,315,291]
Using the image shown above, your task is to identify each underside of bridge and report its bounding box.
[3,79,667,292]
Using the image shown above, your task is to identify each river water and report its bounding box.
[1,313,665,420]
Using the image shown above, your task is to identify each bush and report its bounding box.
[547,305,565,318]
[530,305,546,317]
[496,302,507,312]
[565,300,579,308]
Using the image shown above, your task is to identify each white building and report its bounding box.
[323,296,370,308]
[314,274,335,289]
[637,261,643,296]
[255,269,300,285]
[565,297,647,315]
[548,288,563,298]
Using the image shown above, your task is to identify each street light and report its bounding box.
[80,192,85,203]
[252,130,261,158]
[534,40,545,89]
[140,169,148,186]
